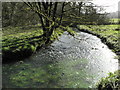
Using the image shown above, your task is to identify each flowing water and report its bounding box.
[2,31,118,88]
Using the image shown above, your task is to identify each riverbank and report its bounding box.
[76,24,120,60]
[75,24,120,89]
[96,70,120,89]
[2,26,64,63]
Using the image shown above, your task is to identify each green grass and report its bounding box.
[78,24,119,53]
[109,18,120,24]
[96,70,120,89]
[2,26,64,63]
[2,26,41,36]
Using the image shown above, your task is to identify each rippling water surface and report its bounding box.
[3,31,118,88]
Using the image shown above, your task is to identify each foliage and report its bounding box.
[96,70,120,89]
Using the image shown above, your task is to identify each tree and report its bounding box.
[23,2,85,43]
[24,2,65,43]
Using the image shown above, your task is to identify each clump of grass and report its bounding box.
[96,70,120,89]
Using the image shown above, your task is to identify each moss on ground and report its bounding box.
[2,26,64,63]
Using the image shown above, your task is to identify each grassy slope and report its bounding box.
[2,26,64,63]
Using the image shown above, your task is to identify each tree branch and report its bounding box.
[59,2,65,25]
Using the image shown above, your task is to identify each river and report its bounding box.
[2,31,118,88]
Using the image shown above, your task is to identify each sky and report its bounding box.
[1,0,120,12]
[92,0,120,13]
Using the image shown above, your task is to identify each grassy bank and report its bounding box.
[96,70,120,89]
[77,24,120,58]
[76,24,120,89]
[2,26,64,63]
